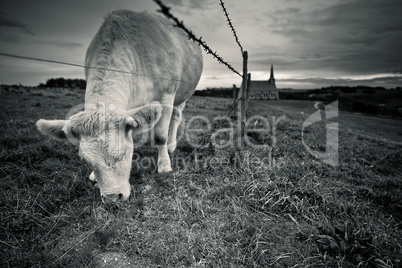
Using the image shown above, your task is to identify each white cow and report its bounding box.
[36,10,203,203]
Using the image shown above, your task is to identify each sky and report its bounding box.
[1,0,402,89]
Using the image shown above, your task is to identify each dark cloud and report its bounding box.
[0,12,34,35]
[255,0,402,78]
[309,0,402,35]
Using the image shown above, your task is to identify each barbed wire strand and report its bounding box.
[152,0,241,77]
[219,0,244,55]
[0,52,210,86]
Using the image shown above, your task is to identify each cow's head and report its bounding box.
[36,102,162,203]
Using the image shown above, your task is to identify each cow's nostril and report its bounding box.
[101,193,125,204]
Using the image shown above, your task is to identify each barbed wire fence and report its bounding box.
[152,0,241,77]
[153,0,251,137]
[218,0,244,55]
[220,0,250,136]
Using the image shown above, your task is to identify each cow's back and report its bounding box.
[85,10,203,108]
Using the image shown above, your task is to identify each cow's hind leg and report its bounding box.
[168,102,185,154]
[153,95,175,173]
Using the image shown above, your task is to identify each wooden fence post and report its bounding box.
[233,84,237,113]
[240,51,248,137]
[245,73,251,111]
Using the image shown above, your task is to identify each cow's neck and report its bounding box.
[84,74,132,111]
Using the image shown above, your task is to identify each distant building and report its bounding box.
[249,64,279,100]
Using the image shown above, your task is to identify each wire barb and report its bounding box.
[219,0,244,55]
[152,0,241,77]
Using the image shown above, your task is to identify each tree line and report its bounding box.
[38,78,86,89]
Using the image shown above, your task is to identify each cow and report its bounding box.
[35,10,203,203]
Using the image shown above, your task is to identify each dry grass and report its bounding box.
[0,89,401,267]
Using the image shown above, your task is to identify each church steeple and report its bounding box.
[268,64,276,87]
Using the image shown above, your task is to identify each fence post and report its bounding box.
[233,84,237,112]
[245,73,251,111]
[240,51,248,137]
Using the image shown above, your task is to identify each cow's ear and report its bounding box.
[36,119,80,145]
[125,102,162,135]
[36,119,69,141]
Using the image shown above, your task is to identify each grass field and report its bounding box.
[1,87,401,267]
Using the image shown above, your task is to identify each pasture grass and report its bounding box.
[0,89,401,267]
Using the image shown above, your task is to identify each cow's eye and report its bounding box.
[125,124,132,134]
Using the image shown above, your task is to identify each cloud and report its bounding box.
[164,0,183,6]
[253,0,402,78]
[0,12,34,35]
[0,35,83,48]
[280,75,402,89]
[275,7,300,15]
[188,0,213,10]
[34,40,83,49]
[285,0,401,47]
[0,34,26,42]
[308,0,402,35]
[164,0,213,10]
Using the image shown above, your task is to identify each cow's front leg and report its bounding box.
[168,102,186,154]
[153,96,174,173]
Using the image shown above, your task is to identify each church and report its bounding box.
[249,64,279,100]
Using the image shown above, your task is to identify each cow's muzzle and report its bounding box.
[101,193,125,204]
